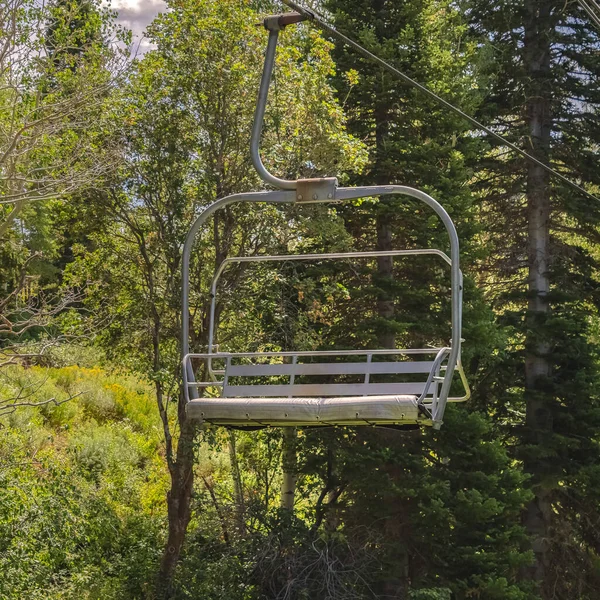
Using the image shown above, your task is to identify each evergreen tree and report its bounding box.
[326,0,484,351]
[44,0,120,278]
[302,0,536,596]
[466,0,600,596]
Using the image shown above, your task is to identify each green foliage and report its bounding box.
[0,0,129,387]
[467,0,600,594]
[0,366,166,599]
[409,590,452,600]
[3,0,600,598]
[62,0,368,380]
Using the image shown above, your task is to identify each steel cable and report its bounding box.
[280,0,600,203]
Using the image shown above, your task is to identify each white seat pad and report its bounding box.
[186,395,429,426]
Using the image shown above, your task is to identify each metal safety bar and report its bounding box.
[250,13,307,189]
[184,345,468,392]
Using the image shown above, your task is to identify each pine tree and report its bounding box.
[326,0,484,351]
[43,0,118,279]
[307,0,535,596]
[467,0,600,596]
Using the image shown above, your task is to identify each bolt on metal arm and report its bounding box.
[250,13,306,190]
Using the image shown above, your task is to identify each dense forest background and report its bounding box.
[1,0,600,598]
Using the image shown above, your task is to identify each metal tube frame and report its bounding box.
[250,28,297,190]
[180,14,470,428]
[182,185,466,427]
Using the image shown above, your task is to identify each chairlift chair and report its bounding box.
[182,12,470,430]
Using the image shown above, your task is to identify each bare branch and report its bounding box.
[0,0,131,233]
[0,391,84,418]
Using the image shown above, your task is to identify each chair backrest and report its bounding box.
[221,356,439,398]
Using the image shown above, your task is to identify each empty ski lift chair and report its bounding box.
[182,12,470,430]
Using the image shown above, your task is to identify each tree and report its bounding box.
[299,0,534,597]
[0,0,128,233]
[0,0,129,409]
[467,0,600,596]
[65,0,365,594]
[327,0,484,349]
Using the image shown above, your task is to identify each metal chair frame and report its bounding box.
[181,12,470,429]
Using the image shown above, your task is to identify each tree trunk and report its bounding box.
[201,475,230,544]
[157,415,196,598]
[372,46,407,599]
[280,427,298,511]
[374,83,396,350]
[228,430,246,536]
[376,213,396,349]
[522,0,553,592]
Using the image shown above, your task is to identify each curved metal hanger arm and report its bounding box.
[250,13,307,190]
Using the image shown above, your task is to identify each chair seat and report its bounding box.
[186,395,431,426]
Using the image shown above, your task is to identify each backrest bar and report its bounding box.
[226,360,436,377]
[222,382,430,398]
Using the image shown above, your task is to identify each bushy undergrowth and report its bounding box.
[0,365,167,599]
[0,365,534,599]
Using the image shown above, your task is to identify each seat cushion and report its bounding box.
[186,395,430,426]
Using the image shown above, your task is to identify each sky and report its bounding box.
[110,0,167,48]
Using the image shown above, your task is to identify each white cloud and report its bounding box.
[107,0,167,50]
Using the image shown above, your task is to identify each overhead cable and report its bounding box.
[578,0,600,30]
[280,0,600,203]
